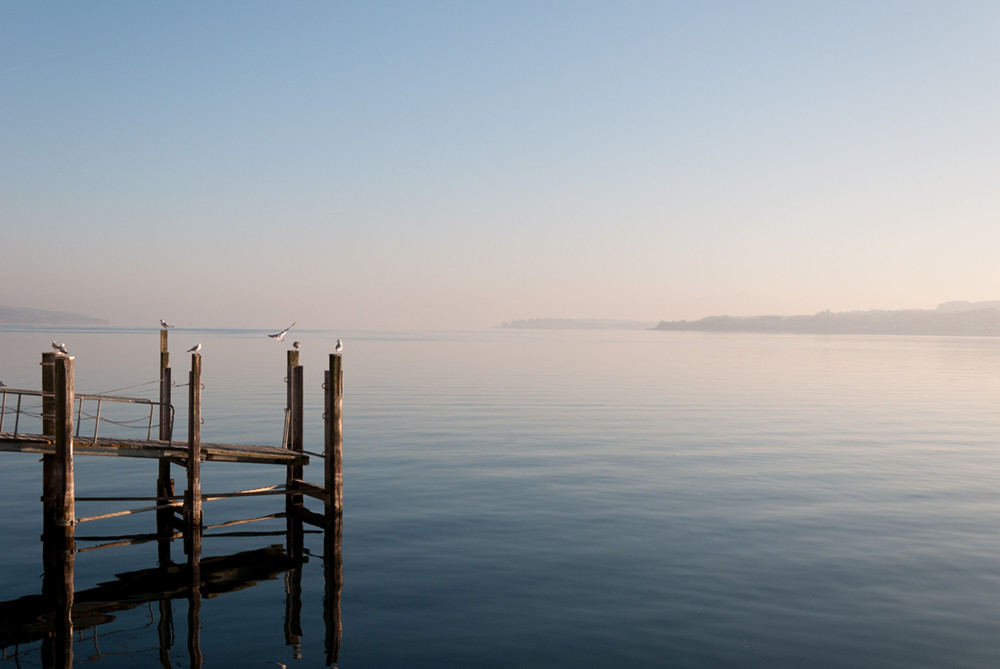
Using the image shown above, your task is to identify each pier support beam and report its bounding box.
[324,353,343,518]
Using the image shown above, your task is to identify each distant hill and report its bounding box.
[935,300,1000,312]
[0,305,108,325]
[500,318,657,330]
[655,303,1000,336]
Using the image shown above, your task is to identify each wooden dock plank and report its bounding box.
[0,432,308,466]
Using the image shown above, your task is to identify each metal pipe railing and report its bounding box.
[0,388,174,443]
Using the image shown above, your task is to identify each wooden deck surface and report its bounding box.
[0,431,308,466]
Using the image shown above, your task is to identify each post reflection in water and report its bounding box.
[0,513,343,667]
[40,526,75,668]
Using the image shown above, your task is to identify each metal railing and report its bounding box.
[0,387,174,443]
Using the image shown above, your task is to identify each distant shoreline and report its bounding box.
[0,306,107,326]
[499,318,657,331]
[655,304,1000,337]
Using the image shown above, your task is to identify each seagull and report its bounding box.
[335,339,343,353]
[292,341,301,350]
[51,341,68,354]
[187,343,202,353]
[0,380,6,387]
[160,319,174,328]
[267,321,296,342]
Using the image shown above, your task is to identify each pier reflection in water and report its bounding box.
[0,511,343,667]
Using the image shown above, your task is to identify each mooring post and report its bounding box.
[157,328,175,544]
[40,353,76,669]
[286,350,304,507]
[324,353,344,518]
[182,345,204,660]
[53,355,76,529]
[184,352,203,554]
[160,328,171,439]
[284,347,305,654]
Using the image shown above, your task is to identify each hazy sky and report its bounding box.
[3,1,999,330]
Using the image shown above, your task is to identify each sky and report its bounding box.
[2,1,999,330]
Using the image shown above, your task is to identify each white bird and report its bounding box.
[51,341,68,354]
[160,319,174,328]
[292,341,301,350]
[187,343,202,353]
[335,339,343,353]
[267,321,297,342]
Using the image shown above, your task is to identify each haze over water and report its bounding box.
[2,326,1000,667]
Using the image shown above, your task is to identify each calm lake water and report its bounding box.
[2,326,1000,667]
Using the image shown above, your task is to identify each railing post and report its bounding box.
[92,399,102,443]
[325,353,343,518]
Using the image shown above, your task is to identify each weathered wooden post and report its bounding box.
[322,347,344,667]
[324,352,344,518]
[282,349,305,654]
[53,355,75,530]
[40,353,76,669]
[160,329,171,440]
[286,349,304,507]
[41,351,57,532]
[184,352,203,556]
[157,328,174,546]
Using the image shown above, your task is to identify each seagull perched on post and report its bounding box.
[292,341,301,351]
[187,343,202,353]
[335,339,343,353]
[160,319,174,329]
[51,341,68,355]
[267,321,296,342]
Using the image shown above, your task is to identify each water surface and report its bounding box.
[2,327,1000,667]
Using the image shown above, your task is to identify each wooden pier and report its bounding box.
[0,329,345,667]
[0,430,308,464]
[0,331,343,530]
